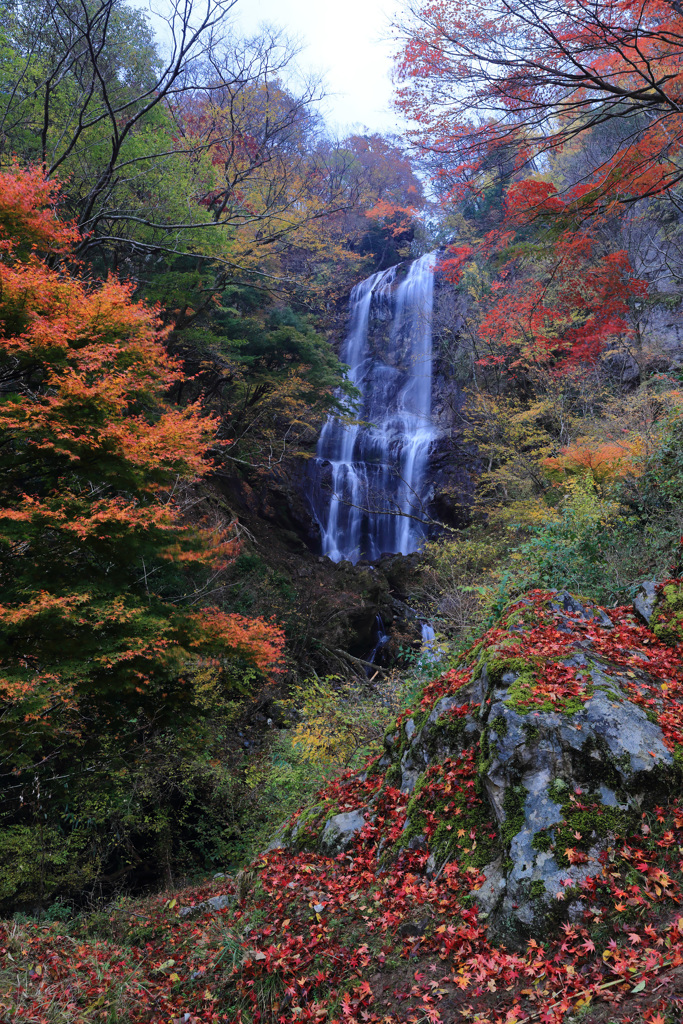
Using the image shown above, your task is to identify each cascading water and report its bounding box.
[420,622,437,663]
[313,252,437,563]
[367,614,390,665]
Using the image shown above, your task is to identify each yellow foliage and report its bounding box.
[288,677,399,771]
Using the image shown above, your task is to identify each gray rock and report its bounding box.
[205,894,233,913]
[264,830,286,853]
[601,349,641,388]
[179,892,234,918]
[550,590,613,628]
[474,857,507,916]
[472,611,673,936]
[397,591,675,939]
[320,808,370,855]
[205,897,232,913]
[634,580,658,625]
[400,756,421,795]
[580,685,671,775]
[407,834,427,850]
[399,693,479,793]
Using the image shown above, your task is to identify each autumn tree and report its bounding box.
[0,1,367,285]
[337,133,427,269]
[0,0,388,503]
[0,0,237,256]
[0,164,285,905]
[395,0,683,211]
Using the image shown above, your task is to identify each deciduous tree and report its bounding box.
[0,163,284,901]
[396,0,683,211]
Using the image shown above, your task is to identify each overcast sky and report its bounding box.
[234,0,402,137]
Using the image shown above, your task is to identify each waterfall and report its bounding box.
[420,622,438,663]
[367,614,390,665]
[313,252,437,563]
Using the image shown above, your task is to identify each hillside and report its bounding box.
[4,583,683,1023]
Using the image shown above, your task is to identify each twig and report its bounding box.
[513,957,679,1024]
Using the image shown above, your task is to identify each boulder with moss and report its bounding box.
[280,586,683,942]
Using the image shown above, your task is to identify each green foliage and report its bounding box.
[510,471,683,607]
[286,675,400,772]
[421,375,683,625]
[0,825,96,907]
[551,798,630,869]
[636,409,683,512]
[166,286,359,470]
[490,714,508,737]
[512,478,625,596]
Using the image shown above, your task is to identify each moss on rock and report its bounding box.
[652,581,683,646]
[490,714,508,737]
[501,785,528,845]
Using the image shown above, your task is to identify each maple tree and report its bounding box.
[393,0,683,384]
[434,192,647,384]
[542,438,644,484]
[0,163,285,904]
[395,0,683,212]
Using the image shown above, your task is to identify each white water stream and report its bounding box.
[314,253,437,563]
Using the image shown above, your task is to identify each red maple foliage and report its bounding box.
[395,0,683,210]
[438,213,646,374]
[396,0,672,375]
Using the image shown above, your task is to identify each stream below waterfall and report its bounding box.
[311,253,437,563]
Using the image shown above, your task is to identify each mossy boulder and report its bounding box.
[283,587,683,943]
[392,590,678,938]
[320,809,371,855]
[392,696,480,794]
[474,650,671,936]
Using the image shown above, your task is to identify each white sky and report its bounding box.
[234,0,402,137]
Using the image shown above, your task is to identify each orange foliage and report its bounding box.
[364,198,419,237]
[187,607,285,677]
[543,439,644,484]
[0,166,285,767]
[0,160,78,254]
